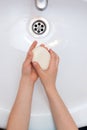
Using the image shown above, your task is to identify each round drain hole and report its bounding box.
[29,17,49,38]
[32,20,46,35]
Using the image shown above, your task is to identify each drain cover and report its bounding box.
[29,17,49,38]
[32,20,46,35]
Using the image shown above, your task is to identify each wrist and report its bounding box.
[21,75,34,87]
[45,87,59,100]
[44,84,57,94]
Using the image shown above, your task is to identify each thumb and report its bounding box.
[32,62,43,76]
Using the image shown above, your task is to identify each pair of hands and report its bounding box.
[22,41,59,89]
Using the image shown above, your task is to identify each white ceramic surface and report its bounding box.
[0,0,87,129]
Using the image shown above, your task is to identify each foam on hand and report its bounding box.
[32,46,50,70]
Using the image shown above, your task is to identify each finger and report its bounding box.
[40,44,48,51]
[26,41,37,58]
[49,49,57,56]
[29,41,37,52]
[25,52,33,64]
[50,50,60,64]
[27,41,37,56]
[48,49,58,69]
[40,44,45,47]
[56,55,60,67]
[32,62,43,77]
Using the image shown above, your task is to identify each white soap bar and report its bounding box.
[32,46,50,70]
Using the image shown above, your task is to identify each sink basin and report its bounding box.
[0,0,87,129]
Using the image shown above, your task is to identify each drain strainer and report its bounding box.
[29,17,49,38]
[32,20,46,35]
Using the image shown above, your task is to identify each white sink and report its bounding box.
[0,0,87,129]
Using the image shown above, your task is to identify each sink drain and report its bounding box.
[32,20,46,35]
[29,17,49,38]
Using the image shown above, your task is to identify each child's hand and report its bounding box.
[33,48,60,90]
[22,41,38,85]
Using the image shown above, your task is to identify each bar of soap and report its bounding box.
[32,46,50,70]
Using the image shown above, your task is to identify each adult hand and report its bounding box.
[33,48,60,90]
[22,41,38,85]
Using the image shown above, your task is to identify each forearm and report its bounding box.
[7,76,34,130]
[45,86,78,130]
